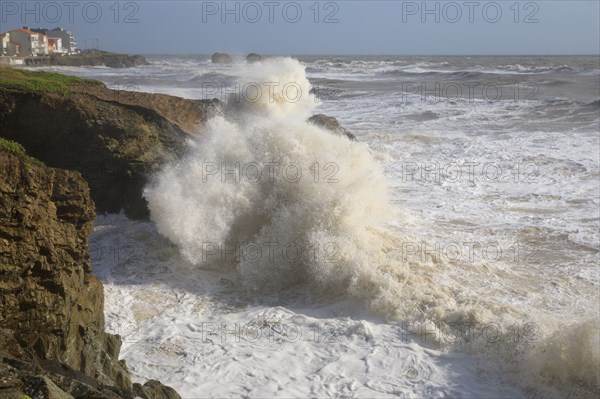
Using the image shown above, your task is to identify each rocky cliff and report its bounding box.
[0,67,220,219]
[0,145,179,399]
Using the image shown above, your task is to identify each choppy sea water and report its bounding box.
[33,55,599,398]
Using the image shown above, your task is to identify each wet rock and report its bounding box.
[308,114,356,140]
[246,53,263,63]
[211,52,233,64]
[133,380,182,399]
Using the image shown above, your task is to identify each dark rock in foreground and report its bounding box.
[246,53,263,63]
[308,114,356,140]
[211,52,233,64]
[133,380,182,399]
[0,149,180,399]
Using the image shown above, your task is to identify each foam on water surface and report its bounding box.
[75,56,600,397]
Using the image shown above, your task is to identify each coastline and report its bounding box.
[0,66,356,398]
[2,56,598,398]
[0,51,149,68]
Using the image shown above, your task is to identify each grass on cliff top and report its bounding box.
[0,67,103,96]
[0,137,43,166]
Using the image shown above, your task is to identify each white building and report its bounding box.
[31,27,77,54]
[8,27,48,56]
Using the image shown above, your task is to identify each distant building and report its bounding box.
[1,33,20,56]
[8,27,48,56]
[0,33,8,55]
[47,37,64,54]
[31,27,77,54]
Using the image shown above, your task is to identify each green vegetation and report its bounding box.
[0,67,103,96]
[0,137,43,166]
[0,137,26,156]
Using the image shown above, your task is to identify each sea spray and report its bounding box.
[145,57,397,298]
[144,57,509,325]
[144,57,599,397]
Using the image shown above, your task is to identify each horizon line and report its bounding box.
[132,53,600,57]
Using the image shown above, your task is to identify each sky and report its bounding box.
[1,0,599,55]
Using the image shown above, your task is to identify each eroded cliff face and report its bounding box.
[0,150,179,399]
[0,82,220,219]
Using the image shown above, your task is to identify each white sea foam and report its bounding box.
[33,56,585,397]
[144,58,398,301]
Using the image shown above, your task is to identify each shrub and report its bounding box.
[0,67,103,96]
[0,137,43,166]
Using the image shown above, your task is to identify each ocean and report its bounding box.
[32,55,599,398]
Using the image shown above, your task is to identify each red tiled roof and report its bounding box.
[13,29,46,36]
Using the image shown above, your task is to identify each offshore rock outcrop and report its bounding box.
[246,53,263,63]
[211,52,233,64]
[308,114,357,140]
[0,149,179,399]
